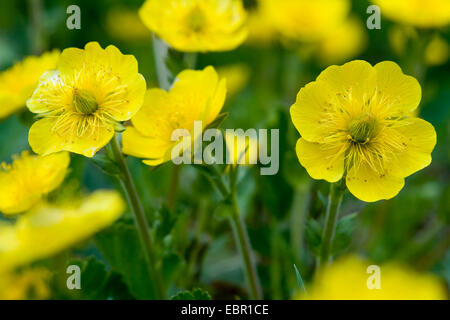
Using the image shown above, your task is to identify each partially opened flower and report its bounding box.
[0,190,124,274]
[295,256,446,300]
[139,0,248,52]
[259,0,350,42]
[123,66,226,166]
[0,151,70,215]
[225,131,258,166]
[27,42,146,157]
[290,60,436,202]
[372,0,450,28]
[0,50,59,119]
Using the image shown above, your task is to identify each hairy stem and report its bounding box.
[109,134,166,300]
[319,182,344,268]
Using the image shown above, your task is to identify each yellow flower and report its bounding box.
[0,151,70,215]
[0,269,50,300]
[26,42,146,157]
[373,0,450,28]
[295,256,447,300]
[0,50,59,119]
[314,17,367,65]
[246,4,278,46]
[0,190,124,274]
[259,0,350,42]
[139,0,248,52]
[123,66,226,166]
[225,131,258,166]
[290,60,436,202]
[217,63,250,97]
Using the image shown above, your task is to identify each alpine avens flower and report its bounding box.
[123,66,226,165]
[0,190,124,274]
[225,131,258,166]
[0,151,70,215]
[139,0,248,52]
[295,256,447,300]
[0,50,59,119]
[372,0,450,28]
[259,0,350,42]
[26,42,146,157]
[290,60,436,202]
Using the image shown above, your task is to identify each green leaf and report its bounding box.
[91,153,121,176]
[293,264,307,295]
[331,212,358,255]
[171,288,211,300]
[154,206,177,242]
[205,112,229,130]
[162,252,183,285]
[95,221,157,299]
[305,219,322,256]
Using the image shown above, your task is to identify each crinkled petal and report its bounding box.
[316,60,376,109]
[373,61,421,114]
[27,70,72,114]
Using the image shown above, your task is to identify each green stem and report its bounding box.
[167,165,180,210]
[228,167,262,299]
[27,0,45,54]
[184,52,198,70]
[152,34,172,91]
[229,194,263,300]
[203,165,262,299]
[109,134,166,300]
[318,182,344,268]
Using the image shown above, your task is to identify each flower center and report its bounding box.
[72,88,98,115]
[187,7,206,32]
[348,113,377,143]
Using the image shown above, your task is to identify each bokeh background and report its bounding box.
[0,0,449,299]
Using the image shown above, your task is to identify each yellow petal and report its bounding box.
[295,138,344,182]
[27,70,72,114]
[130,88,173,137]
[172,66,226,126]
[122,126,172,160]
[1,50,60,119]
[316,60,376,108]
[0,190,124,274]
[388,117,436,178]
[0,179,40,215]
[290,80,338,142]
[346,162,405,202]
[0,152,69,215]
[29,117,114,157]
[373,61,421,114]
